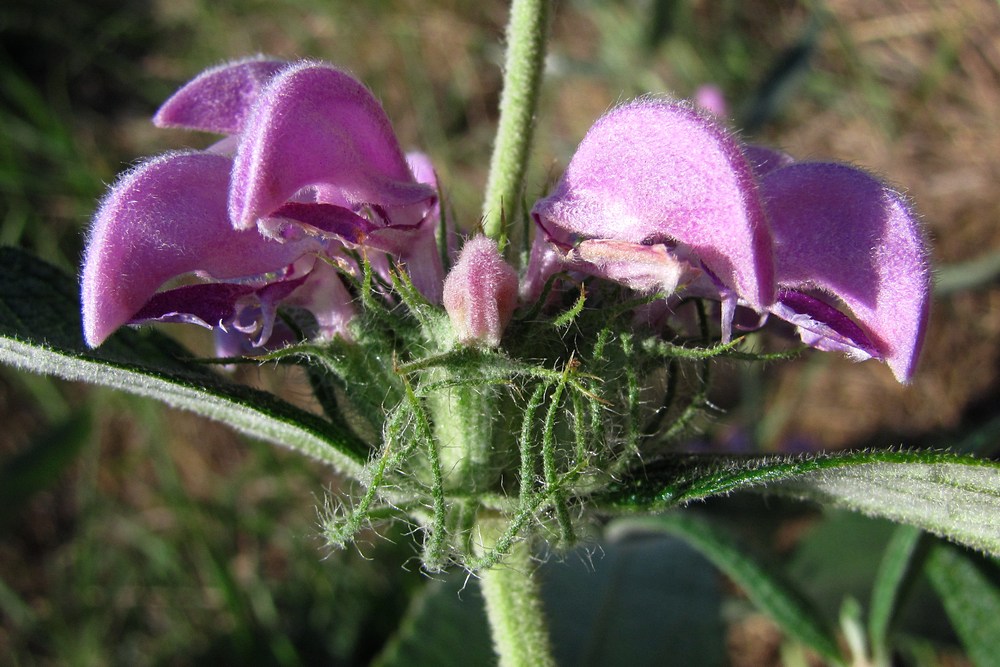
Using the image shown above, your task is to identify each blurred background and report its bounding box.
[2,0,999,664]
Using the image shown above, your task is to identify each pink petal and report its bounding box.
[562,238,691,295]
[761,162,931,382]
[366,216,445,303]
[129,282,259,329]
[406,151,438,189]
[406,150,456,259]
[81,152,318,347]
[153,57,288,134]
[743,145,794,177]
[285,260,357,341]
[532,98,775,309]
[129,276,306,347]
[770,289,879,360]
[267,203,376,244]
[522,231,567,303]
[229,61,434,229]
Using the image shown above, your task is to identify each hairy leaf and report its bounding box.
[599,450,1000,556]
[543,533,727,667]
[373,575,493,667]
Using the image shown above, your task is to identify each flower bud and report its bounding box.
[443,236,519,347]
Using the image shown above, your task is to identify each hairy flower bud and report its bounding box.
[443,236,519,347]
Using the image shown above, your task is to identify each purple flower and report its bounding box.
[443,236,519,347]
[82,58,441,350]
[528,98,931,382]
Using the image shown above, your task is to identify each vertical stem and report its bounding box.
[482,0,550,244]
[461,7,552,660]
[477,519,556,667]
[430,381,497,493]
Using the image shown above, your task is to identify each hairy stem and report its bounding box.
[481,0,550,244]
[477,518,556,667]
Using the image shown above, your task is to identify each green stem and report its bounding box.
[481,0,550,244]
[477,519,556,667]
[430,379,497,493]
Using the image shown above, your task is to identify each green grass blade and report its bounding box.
[611,513,844,665]
[868,525,926,664]
[0,409,90,527]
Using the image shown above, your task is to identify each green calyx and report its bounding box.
[278,258,749,573]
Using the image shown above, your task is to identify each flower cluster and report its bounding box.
[83,58,930,384]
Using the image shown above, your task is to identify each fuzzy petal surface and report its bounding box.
[443,236,519,347]
[532,99,774,308]
[567,239,691,295]
[81,152,318,347]
[153,57,287,134]
[761,162,931,382]
[229,62,434,228]
[743,145,795,178]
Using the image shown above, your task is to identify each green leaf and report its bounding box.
[787,512,899,620]
[0,247,367,477]
[372,574,494,667]
[610,513,843,665]
[543,533,727,667]
[925,543,1000,667]
[767,455,1000,558]
[598,450,1000,557]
